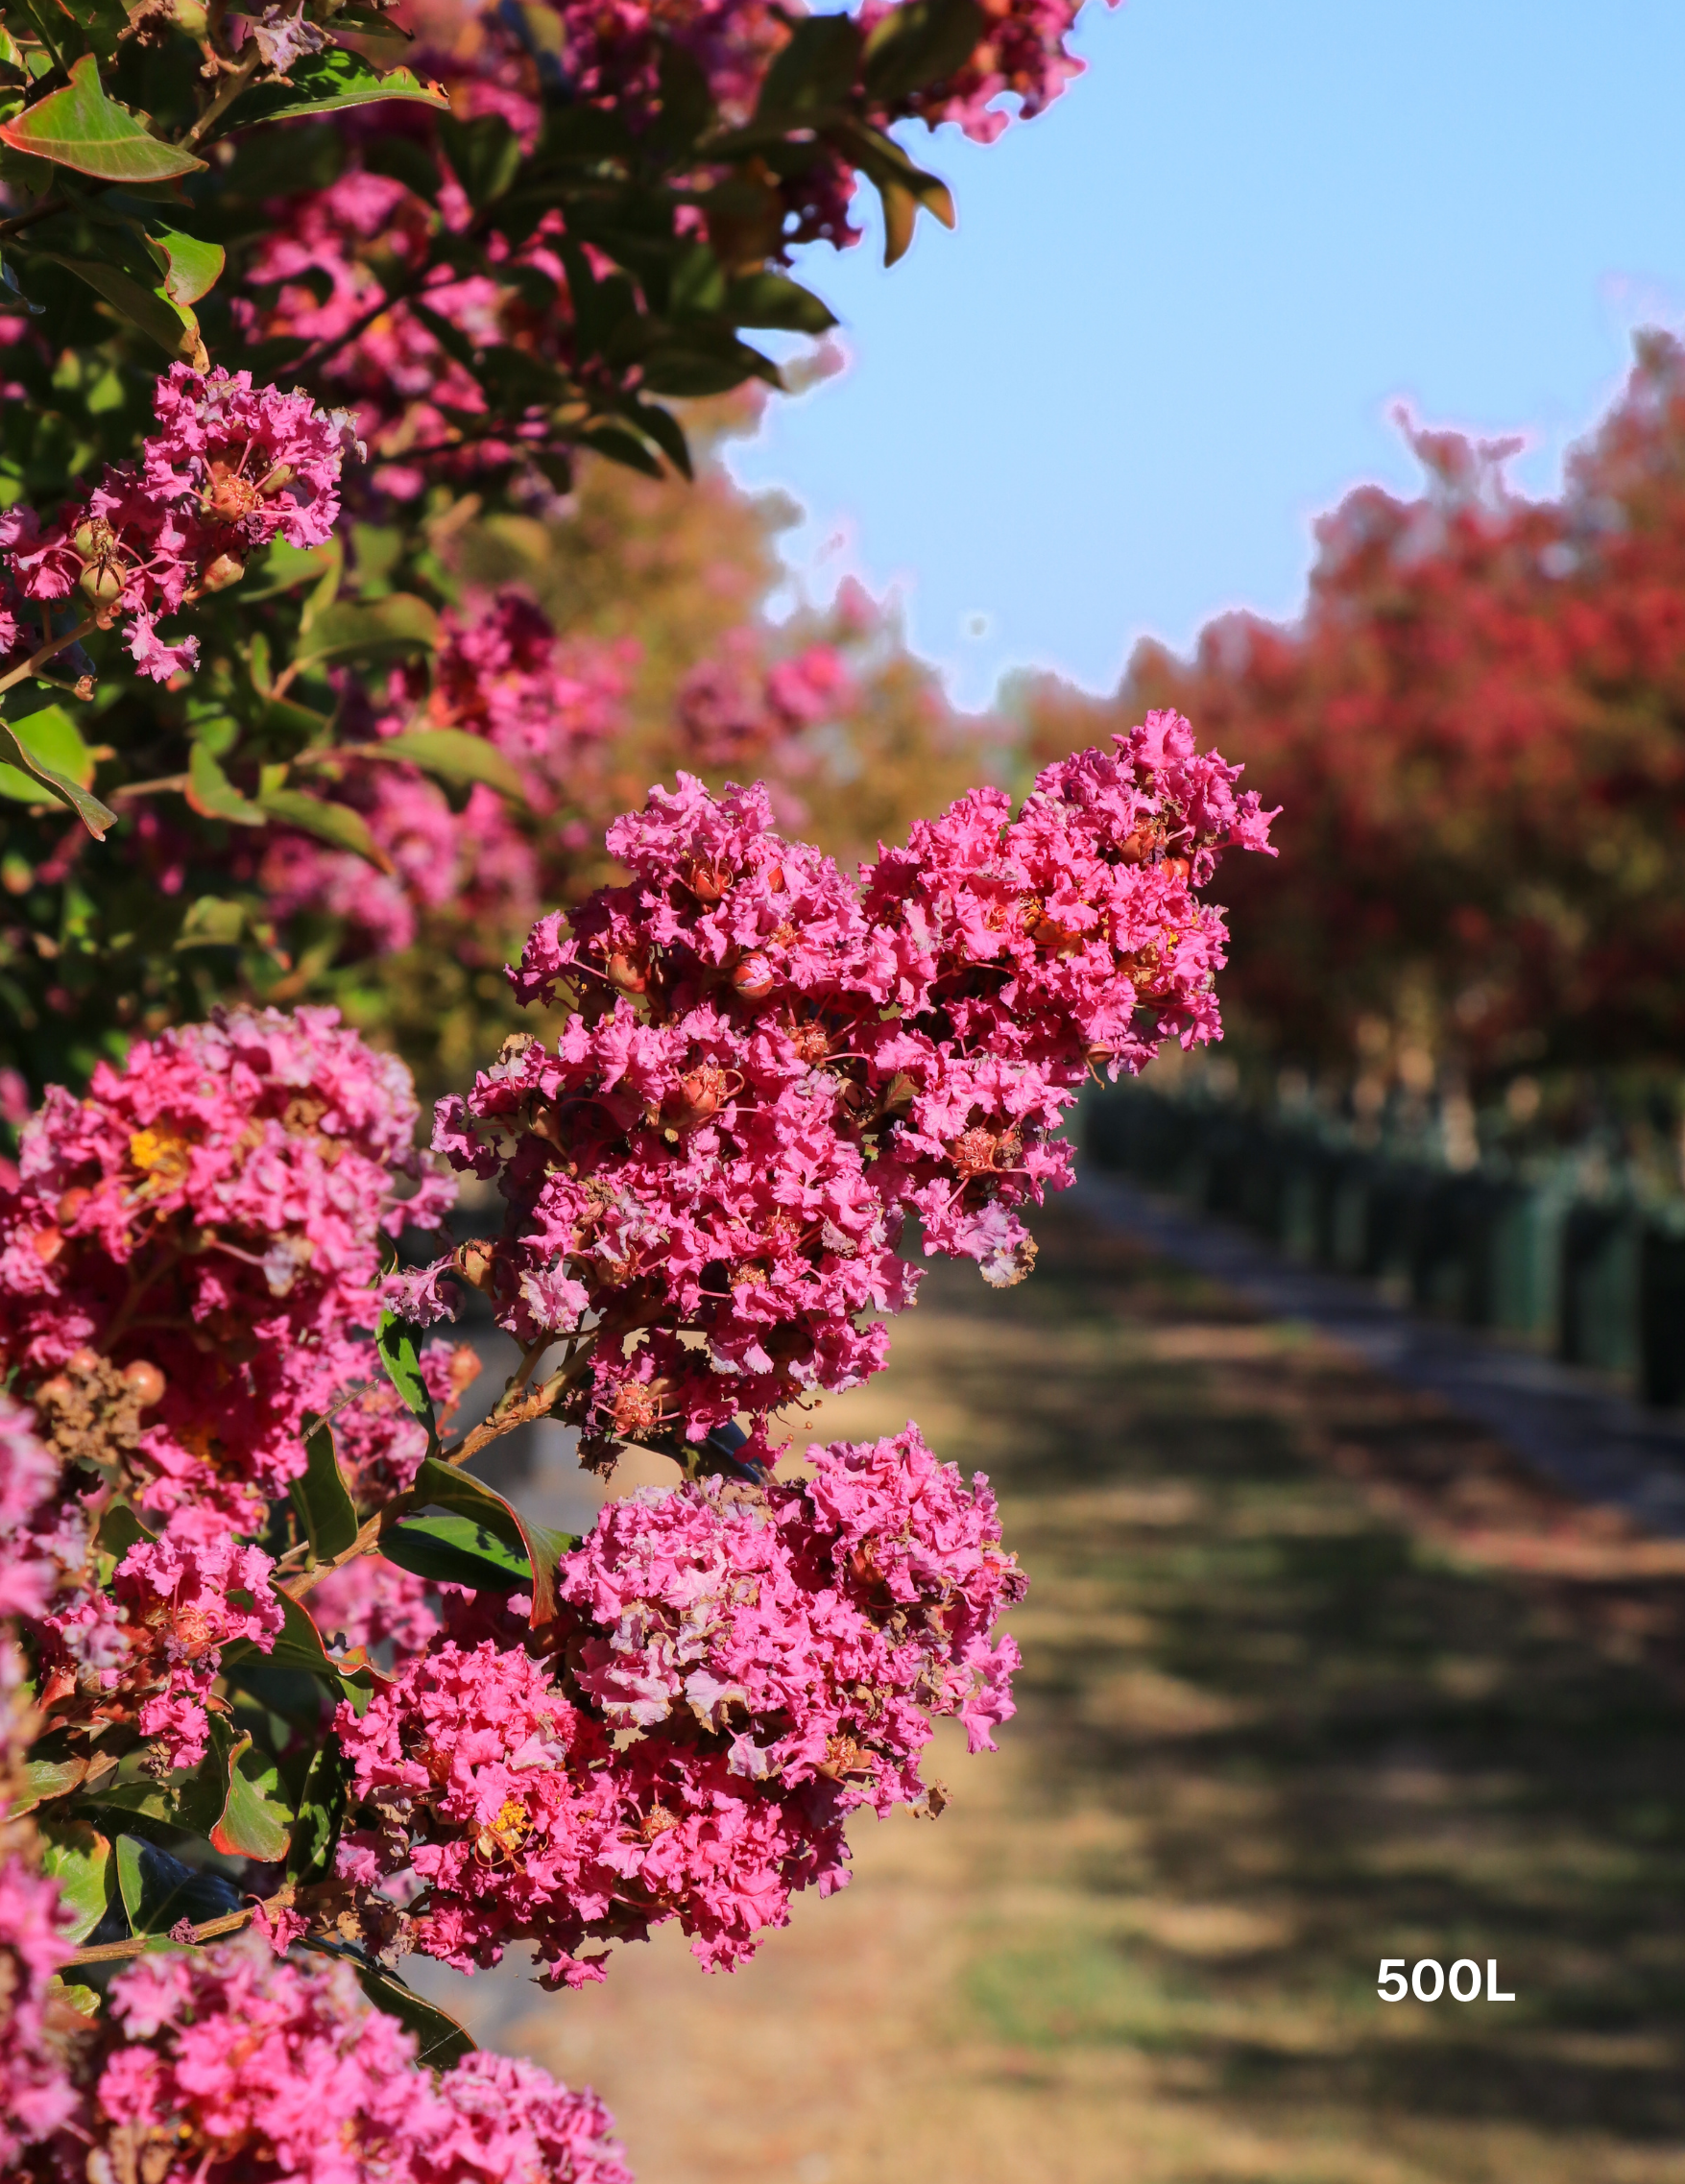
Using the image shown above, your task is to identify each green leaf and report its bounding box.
[172,1715,239,1839]
[243,538,339,604]
[725,270,838,334]
[381,1511,536,1591]
[347,1955,477,2067]
[578,420,664,478]
[0,705,116,838]
[175,895,247,950]
[148,223,225,307]
[221,51,448,132]
[210,1730,293,1860]
[285,1737,347,1885]
[438,111,520,208]
[225,1584,345,1684]
[38,1818,116,1943]
[0,699,92,802]
[862,0,985,100]
[376,1308,439,1444]
[186,741,266,827]
[293,592,439,671]
[41,251,205,365]
[13,1753,87,1815]
[116,1833,198,1934]
[408,1456,567,1628]
[368,726,526,801]
[94,1502,157,1558]
[755,13,862,124]
[255,788,396,875]
[625,400,693,481]
[638,329,781,399]
[0,55,207,182]
[290,1414,358,1562]
[824,120,955,265]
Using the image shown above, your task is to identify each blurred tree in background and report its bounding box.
[1014,332,1685,1159]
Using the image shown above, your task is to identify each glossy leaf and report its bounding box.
[256,787,396,875]
[186,741,265,826]
[0,706,116,838]
[15,1753,87,1814]
[381,1510,535,1591]
[210,1731,294,1860]
[38,1818,115,1943]
[285,1737,347,1885]
[116,1833,199,1934]
[408,1456,568,1627]
[347,1955,478,2067]
[42,251,205,366]
[226,1582,344,1683]
[375,1309,439,1449]
[290,1414,359,1562]
[0,55,207,182]
[149,223,225,307]
[221,51,448,132]
[0,700,92,803]
[369,726,527,800]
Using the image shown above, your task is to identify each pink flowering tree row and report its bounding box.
[0,0,1110,1090]
[0,731,1274,2175]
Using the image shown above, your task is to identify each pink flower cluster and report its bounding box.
[0,365,358,682]
[0,1005,452,1524]
[393,719,1272,1460]
[332,1428,1020,1980]
[54,1933,631,2184]
[0,1636,78,2168]
[868,0,1099,145]
[2,1365,282,1767]
[677,635,852,770]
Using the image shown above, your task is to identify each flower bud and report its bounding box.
[32,1227,63,1263]
[65,1348,101,1375]
[201,552,246,592]
[122,1359,166,1408]
[732,953,774,1001]
[55,1188,89,1228]
[455,1238,498,1293]
[606,951,647,994]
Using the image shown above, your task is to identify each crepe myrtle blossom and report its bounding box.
[388,720,1273,1462]
[331,1429,1021,1980]
[0,1639,79,2168]
[49,1933,632,2184]
[0,364,358,682]
[0,1005,452,1524]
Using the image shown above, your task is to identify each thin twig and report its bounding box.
[182,45,263,150]
[61,1884,295,1969]
[279,1343,597,1605]
[0,614,99,700]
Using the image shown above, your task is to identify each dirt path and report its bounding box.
[426,1210,1685,2184]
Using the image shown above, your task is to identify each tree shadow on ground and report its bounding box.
[936,1208,1685,2146]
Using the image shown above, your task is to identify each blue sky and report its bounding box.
[725,0,1685,709]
